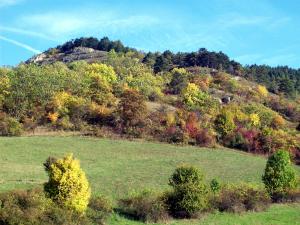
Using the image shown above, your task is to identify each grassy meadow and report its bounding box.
[0,136,299,224]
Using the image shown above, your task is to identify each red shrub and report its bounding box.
[185,112,199,138]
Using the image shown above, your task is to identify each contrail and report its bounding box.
[0,26,55,41]
[0,35,41,54]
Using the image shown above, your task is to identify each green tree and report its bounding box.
[169,68,189,94]
[262,150,297,199]
[168,165,209,217]
[44,154,91,213]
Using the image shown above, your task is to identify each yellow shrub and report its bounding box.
[257,85,268,97]
[44,154,91,213]
[249,113,260,127]
[166,112,176,126]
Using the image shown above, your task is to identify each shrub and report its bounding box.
[214,110,236,137]
[0,113,23,136]
[257,85,268,97]
[118,89,147,137]
[223,130,246,150]
[181,83,210,111]
[195,129,216,147]
[167,165,209,218]
[271,115,285,129]
[0,189,93,225]
[164,126,189,144]
[119,190,169,223]
[262,150,297,200]
[0,189,111,225]
[87,196,113,224]
[210,178,221,194]
[44,154,91,213]
[169,68,189,94]
[217,184,270,213]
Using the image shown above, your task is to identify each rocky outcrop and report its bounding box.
[26,47,107,65]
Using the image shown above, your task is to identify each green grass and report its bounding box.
[0,136,299,225]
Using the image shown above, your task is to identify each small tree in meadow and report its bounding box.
[167,165,209,218]
[262,150,297,199]
[44,154,91,213]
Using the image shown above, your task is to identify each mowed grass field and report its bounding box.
[0,136,299,225]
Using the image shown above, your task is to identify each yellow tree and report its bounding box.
[44,154,91,213]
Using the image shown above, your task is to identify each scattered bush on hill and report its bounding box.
[262,150,297,201]
[216,183,271,213]
[214,110,236,138]
[0,112,23,136]
[119,190,169,223]
[0,189,101,225]
[117,89,147,137]
[210,178,221,194]
[44,154,91,213]
[166,165,209,218]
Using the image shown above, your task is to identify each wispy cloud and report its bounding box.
[218,14,270,28]
[0,0,22,8]
[20,11,159,39]
[0,35,41,54]
[0,25,55,41]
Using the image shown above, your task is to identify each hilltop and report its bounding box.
[27,36,300,98]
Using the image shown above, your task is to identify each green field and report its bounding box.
[0,136,299,225]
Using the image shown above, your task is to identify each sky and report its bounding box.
[0,0,299,68]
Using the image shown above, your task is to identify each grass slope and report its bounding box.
[0,136,299,225]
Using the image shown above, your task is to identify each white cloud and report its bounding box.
[0,35,41,54]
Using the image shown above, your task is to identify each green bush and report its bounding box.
[262,150,297,200]
[210,178,221,194]
[44,154,91,213]
[216,183,271,213]
[214,110,236,137]
[167,165,209,218]
[119,190,169,223]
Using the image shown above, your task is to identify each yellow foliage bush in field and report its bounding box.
[44,154,91,213]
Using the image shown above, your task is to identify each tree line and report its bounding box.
[53,37,299,98]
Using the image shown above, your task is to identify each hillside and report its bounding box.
[0,37,299,165]
[0,136,299,225]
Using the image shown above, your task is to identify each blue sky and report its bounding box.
[0,0,299,68]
